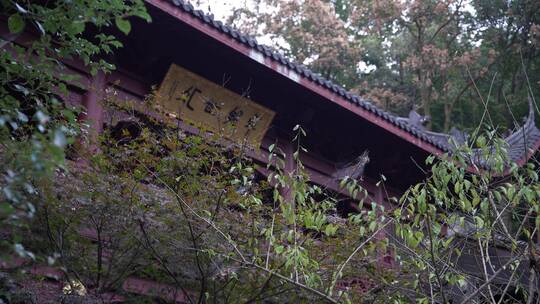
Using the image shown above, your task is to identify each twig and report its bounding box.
[329,220,391,296]
[138,220,195,304]
[496,258,521,304]
[235,258,338,303]
[137,160,247,263]
[171,182,208,304]
[460,251,524,303]
[426,213,449,304]
[265,212,276,269]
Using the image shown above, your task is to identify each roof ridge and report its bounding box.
[165,1,447,145]
[164,0,540,158]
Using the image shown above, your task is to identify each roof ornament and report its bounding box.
[332,150,370,181]
[396,105,430,130]
[449,127,469,146]
[470,98,538,169]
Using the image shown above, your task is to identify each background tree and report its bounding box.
[201,0,540,132]
[228,0,362,88]
[470,0,540,130]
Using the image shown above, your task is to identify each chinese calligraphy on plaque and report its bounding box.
[156,64,275,147]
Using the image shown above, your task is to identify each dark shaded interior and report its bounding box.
[107,5,431,190]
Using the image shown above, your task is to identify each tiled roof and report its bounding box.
[166,0,449,151]
[471,100,540,168]
[164,0,540,166]
[418,99,540,168]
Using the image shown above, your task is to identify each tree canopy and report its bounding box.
[197,0,540,132]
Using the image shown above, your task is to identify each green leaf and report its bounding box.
[8,14,25,34]
[474,216,484,229]
[368,221,377,232]
[135,10,152,22]
[454,182,461,194]
[472,195,480,207]
[480,198,489,214]
[68,21,85,35]
[0,202,15,216]
[115,17,131,35]
[359,226,365,236]
[324,224,338,236]
[476,135,486,147]
[521,188,533,203]
[339,177,348,189]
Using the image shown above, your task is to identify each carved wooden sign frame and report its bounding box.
[156,64,275,147]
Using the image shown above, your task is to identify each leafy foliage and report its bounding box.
[27,98,540,302]
[24,96,392,302]
[0,0,149,268]
[2,1,540,303]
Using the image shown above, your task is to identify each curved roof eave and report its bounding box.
[146,0,446,156]
[145,0,540,174]
[420,98,540,173]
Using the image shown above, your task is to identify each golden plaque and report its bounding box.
[156,64,275,147]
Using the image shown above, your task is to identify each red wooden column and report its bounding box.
[78,72,107,157]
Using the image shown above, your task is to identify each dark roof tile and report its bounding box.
[193,9,203,18]
[164,0,540,161]
[179,1,192,11]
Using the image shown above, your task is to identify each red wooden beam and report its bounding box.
[144,0,540,179]
[145,0,445,158]
[105,79,398,204]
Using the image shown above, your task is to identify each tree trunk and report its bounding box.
[443,102,453,133]
[420,79,432,130]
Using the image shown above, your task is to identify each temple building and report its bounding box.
[2,0,540,302]
[73,0,540,198]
